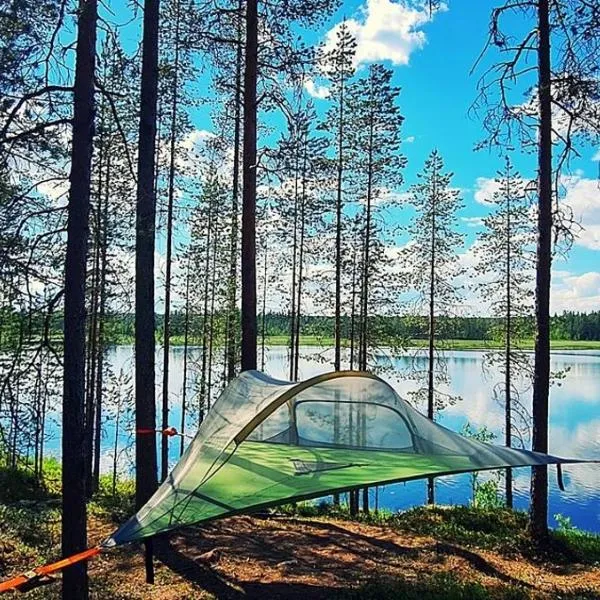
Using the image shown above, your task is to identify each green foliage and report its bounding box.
[343,572,528,600]
[0,458,61,504]
[473,480,503,510]
[89,475,136,523]
[461,423,503,508]
[552,514,600,564]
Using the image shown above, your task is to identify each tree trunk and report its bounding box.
[62,1,97,597]
[531,0,552,540]
[505,167,513,509]
[161,0,181,481]
[199,196,214,422]
[293,134,308,380]
[260,243,268,370]
[427,170,437,506]
[334,74,345,374]
[226,0,243,382]
[288,139,300,380]
[241,0,258,371]
[92,169,109,493]
[135,0,160,511]
[359,104,374,372]
[180,261,190,456]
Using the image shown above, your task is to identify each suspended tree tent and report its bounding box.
[0,370,595,592]
[105,370,590,546]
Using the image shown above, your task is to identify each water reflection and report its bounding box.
[47,345,600,532]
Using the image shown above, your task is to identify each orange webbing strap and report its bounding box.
[0,547,101,594]
[137,427,185,438]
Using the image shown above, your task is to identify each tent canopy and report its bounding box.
[105,370,586,547]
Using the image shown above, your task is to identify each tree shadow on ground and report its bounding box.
[152,517,542,600]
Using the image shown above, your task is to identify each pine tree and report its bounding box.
[318,21,356,373]
[404,150,464,505]
[348,63,406,372]
[473,157,535,507]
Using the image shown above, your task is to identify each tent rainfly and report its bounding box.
[105,370,592,547]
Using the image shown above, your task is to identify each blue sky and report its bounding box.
[292,0,599,314]
[111,0,599,314]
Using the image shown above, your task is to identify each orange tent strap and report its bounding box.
[0,547,101,594]
[137,427,180,437]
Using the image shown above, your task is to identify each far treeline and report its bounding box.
[2,311,600,348]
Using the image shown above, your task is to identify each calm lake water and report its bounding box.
[45,345,600,532]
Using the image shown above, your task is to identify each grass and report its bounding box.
[165,335,600,351]
[342,572,529,600]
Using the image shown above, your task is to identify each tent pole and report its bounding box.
[144,538,155,584]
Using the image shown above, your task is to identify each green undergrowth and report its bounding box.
[341,572,529,600]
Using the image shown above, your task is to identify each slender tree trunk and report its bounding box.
[112,385,123,497]
[93,136,111,493]
[505,170,513,509]
[531,0,552,540]
[349,242,357,371]
[199,197,214,422]
[62,1,97,597]
[288,141,300,380]
[334,68,345,374]
[207,234,218,412]
[161,0,181,481]
[360,109,374,372]
[293,135,308,380]
[135,0,160,511]
[261,244,268,371]
[332,51,347,509]
[226,0,243,382]
[427,172,437,506]
[180,262,190,456]
[241,0,258,371]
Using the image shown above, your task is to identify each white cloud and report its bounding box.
[561,174,600,250]
[461,216,483,228]
[304,78,330,99]
[324,0,445,68]
[593,149,600,162]
[404,135,415,143]
[551,270,600,314]
[473,177,501,205]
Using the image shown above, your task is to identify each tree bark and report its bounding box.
[241,0,258,371]
[427,166,437,506]
[161,0,181,481]
[180,262,190,456]
[135,0,160,511]
[226,0,243,382]
[505,166,513,509]
[62,1,97,597]
[531,0,552,540]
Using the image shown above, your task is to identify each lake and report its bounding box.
[46,345,600,532]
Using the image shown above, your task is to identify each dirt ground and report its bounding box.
[65,515,600,599]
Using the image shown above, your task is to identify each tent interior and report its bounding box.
[105,370,585,548]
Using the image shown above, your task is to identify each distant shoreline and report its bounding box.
[110,336,600,352]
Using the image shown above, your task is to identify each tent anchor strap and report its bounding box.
[0,546,101,593]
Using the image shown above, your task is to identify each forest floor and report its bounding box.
[2,488,600,600]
